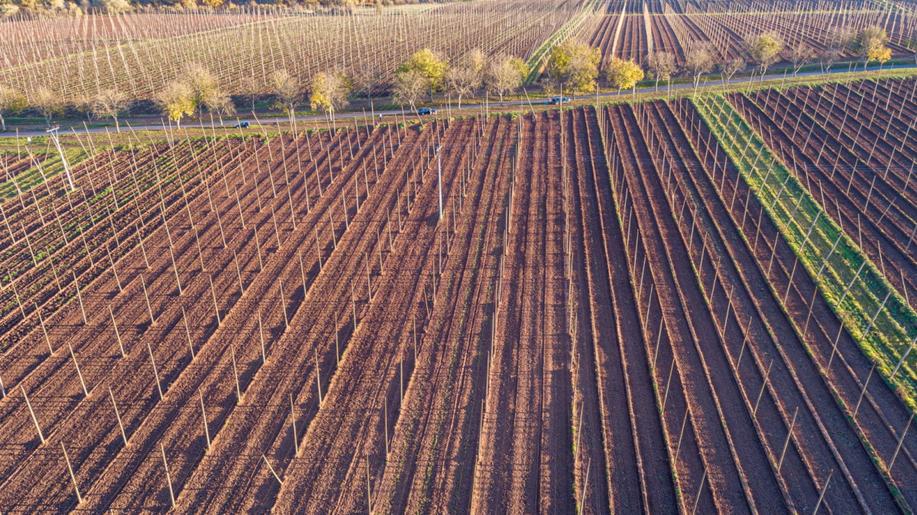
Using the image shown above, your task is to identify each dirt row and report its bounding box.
[371,116,514,512]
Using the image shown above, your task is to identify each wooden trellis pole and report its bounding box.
[109,387,128,446]
[147,341,164,400]
[68,344,90,398]
[200,390,211,452]
[61,441,82,505]
[231,347,243,402]
[263,454,284,486]
[22,385,45,444]
[160,443,176,509]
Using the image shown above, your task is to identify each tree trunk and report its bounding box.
[0,113,5,132]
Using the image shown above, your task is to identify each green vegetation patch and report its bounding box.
[0,149,88,200]
[693,94,916,411]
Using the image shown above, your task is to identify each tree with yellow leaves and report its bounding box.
[310,70,350,127]
[397,49,448,98]
[157,80,196,127]
[746,32,784,76]
[606,58,644,94]
[545,40,601,94]
[858,26,892,68]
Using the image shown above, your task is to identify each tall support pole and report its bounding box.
[160,444,176,509]
[61,442,82,505]
[47,127,75,191]
[437,145,443,222]
[22,385,45,444]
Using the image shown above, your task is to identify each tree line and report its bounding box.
[0,0,436,17]
[0,25,897,130]
[541,25,897,96]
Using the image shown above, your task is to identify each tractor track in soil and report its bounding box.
[579,105,678,512]
[608,102,788,513]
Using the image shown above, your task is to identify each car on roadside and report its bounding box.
[233,121,250,129]
[417,107,437,115]
[548,96,571,105]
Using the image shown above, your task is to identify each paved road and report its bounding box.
[1,63,913,139]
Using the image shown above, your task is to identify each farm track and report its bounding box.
[729,86,917,308]
[683,98,917,509]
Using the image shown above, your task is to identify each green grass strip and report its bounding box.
[692,93,916,411]
[0,149,88,200]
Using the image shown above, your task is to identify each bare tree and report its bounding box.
[783,43,815,75]
[393,69,428,114]
[823,27,856,72]
[270,69,301,120]
[486,55,529,101]
[719,57,746,83]
[818,46,844,73]
[445,49,487,107]
[351,67,382,117]
[0,85,27,131]
[685,44,715,90]
[646,51,677,90]
[445,66,479,108]
[91,88,128,132]
[33,87,64,125]
[238,76,260,114]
